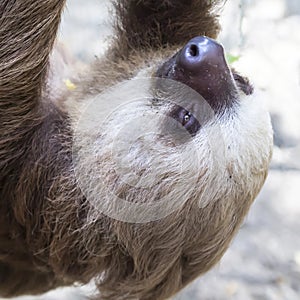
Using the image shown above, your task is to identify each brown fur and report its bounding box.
[0,1,271,300]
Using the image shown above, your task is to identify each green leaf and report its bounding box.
[226,53,241,65]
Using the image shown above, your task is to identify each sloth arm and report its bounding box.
[0,0,67,172]
[0,1,68,297]
[111,0,223,59]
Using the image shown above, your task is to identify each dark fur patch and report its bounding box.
[232,70,254,95]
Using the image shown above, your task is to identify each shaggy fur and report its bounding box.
[0,1,273,300]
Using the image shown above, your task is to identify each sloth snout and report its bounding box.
[177,36,226,74]
[156,36,237,112]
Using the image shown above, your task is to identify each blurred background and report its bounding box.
[3,0,300,299]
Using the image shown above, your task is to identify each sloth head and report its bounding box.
[68,36,273,299]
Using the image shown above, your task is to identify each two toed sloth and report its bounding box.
[0,1,272,299]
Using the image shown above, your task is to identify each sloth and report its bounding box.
[0,1,273,300]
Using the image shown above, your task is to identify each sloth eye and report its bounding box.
[177,107,201,136]
[183,112,191,125]
[167,105,201,138]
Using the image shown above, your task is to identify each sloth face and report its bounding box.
[73,36,273,224]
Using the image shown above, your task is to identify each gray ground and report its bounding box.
[3,0,300,299]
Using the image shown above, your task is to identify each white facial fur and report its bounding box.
[72,68,273,224]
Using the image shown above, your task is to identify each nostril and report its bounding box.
[188,44,199,57]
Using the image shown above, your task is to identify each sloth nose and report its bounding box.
[155,36,236,112]
[169,36,237,111]
[176,36,226,73]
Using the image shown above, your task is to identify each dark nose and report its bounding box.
[176,36,226,74]
[155,36,237,112]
